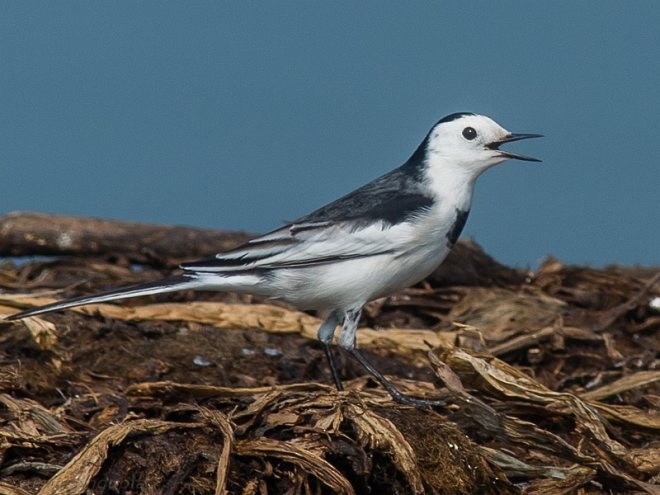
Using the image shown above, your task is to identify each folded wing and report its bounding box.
[181,220,395,272]
[182,166,434,274]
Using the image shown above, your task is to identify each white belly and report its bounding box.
[269,230,452,310]
[198,196,472,312]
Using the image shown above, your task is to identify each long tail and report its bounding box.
[5,274,203,321]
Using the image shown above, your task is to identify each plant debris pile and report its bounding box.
[0,214,657,494]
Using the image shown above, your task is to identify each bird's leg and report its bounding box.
[324,346,343,391]
[317,311,343,390]
[338,307,445,409]
[346,348,446,408]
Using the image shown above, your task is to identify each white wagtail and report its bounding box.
[6,113,541,407]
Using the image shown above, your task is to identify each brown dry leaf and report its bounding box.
[195,407,234,495]
[359,328,456,354]
[589,402,660,430]
[0,482,34,495]
[235,437,354,495]
[263,411,300,427]
[447,287,566,344]
[313,402,344,433]
[480,446,595,484]
[628,447,660,476]
[436,346,556,399]
[487,326,558,356]
[37,419,203,495]
[579,370,660,401]
[231,390,295,436]
[288,436,333,460]
[522,466,597,495]
[481,447,596,495]
[588,272,660,332]
[343,402,425,494]
[0,394,71,439]
[15,316,58,350]
[0,295,320,334]
[0,295,454,354]
[557,325,603,341]
[125,380,335,401]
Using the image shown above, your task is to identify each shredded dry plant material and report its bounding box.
[0,213,657,494]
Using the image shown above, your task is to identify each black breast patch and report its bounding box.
[446,208,470,247]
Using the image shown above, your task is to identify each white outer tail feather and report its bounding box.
[6,274,204,320]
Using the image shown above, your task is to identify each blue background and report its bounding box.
[1,2,658,267]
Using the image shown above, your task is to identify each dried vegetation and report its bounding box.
[0,213,658,494]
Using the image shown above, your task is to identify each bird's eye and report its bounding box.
[462,127,477,140]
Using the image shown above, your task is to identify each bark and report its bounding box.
[0,211,250,265]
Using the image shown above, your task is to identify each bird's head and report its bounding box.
[424,113,542,176]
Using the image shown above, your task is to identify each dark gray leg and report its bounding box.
[317,311,343,390]
[338,307,445,409]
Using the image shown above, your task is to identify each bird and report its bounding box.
[5,112,541,407]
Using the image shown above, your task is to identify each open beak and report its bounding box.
[487,133,543,162]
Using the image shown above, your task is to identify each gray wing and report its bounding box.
[298,166,432,227]
[182,166,433,273]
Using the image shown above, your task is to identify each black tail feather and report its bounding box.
[5,274,199,321]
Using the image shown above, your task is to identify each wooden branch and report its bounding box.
[0,211,250,265]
